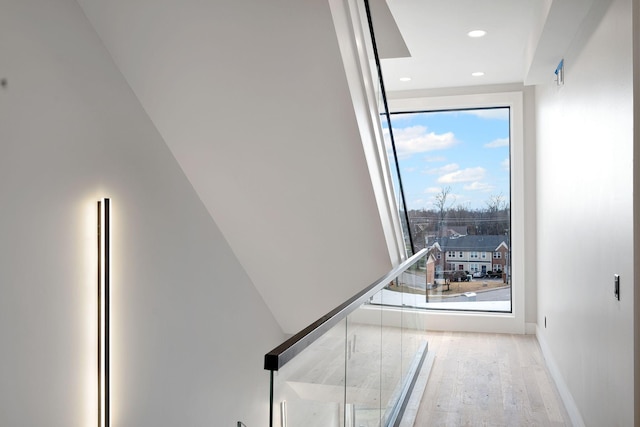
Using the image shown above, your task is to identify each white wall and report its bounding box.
[634,0,640,423]
[632,0,640,427]
[0,1,283,426]
[535,0,634,425]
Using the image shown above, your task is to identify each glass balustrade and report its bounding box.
[269,319,347,427]
[265,249,430,427]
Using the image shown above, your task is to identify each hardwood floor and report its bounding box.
[413,332,572,427]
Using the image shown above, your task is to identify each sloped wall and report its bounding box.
[0,1,283,425]
[76,0,394,334]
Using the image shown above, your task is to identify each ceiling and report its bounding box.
[377,0,598,92]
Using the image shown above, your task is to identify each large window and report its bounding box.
[384,107,512,312]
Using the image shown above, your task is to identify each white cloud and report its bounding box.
[384,126,457,158]
[484,137,509,148]
[404,166,417,173]
[438,167,486,183]
[424,155,446,162]
[423,163,459,175]
[501,158,510,171]
[461,109,509,120]
[463,181,494,192]
[424,187,442,194]
[389,113,415,122]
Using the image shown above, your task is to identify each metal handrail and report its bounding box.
[263,248,428,371]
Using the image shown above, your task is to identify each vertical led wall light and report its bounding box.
[98,198,111,427]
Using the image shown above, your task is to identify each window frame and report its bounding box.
[387,91,525,334]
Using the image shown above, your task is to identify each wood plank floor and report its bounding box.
[413,332,572,427]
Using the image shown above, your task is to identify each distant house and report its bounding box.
[426,235,509,275]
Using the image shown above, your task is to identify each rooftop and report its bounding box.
[428,235,508,252]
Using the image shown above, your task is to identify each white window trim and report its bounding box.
[387,91,525,334]
[328,0,408,265]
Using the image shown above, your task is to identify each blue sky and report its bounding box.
[384,108,510,211]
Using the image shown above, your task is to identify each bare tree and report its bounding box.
[433,186,455,236]
[485,193,507,213]
[483,193,510,235]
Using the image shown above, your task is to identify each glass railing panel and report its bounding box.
[345,295,382,426]
[372,252,428,311]
[380,282,403,426]
[397,268,424,383]
[270,318,347,427]
[265,248,430,427]
[402,301,425,384]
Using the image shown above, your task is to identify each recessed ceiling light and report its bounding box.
[472,72,485,77]
[467,30,487,38]
[399,77,412,82]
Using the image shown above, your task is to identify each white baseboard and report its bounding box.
[535,326,585,427]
